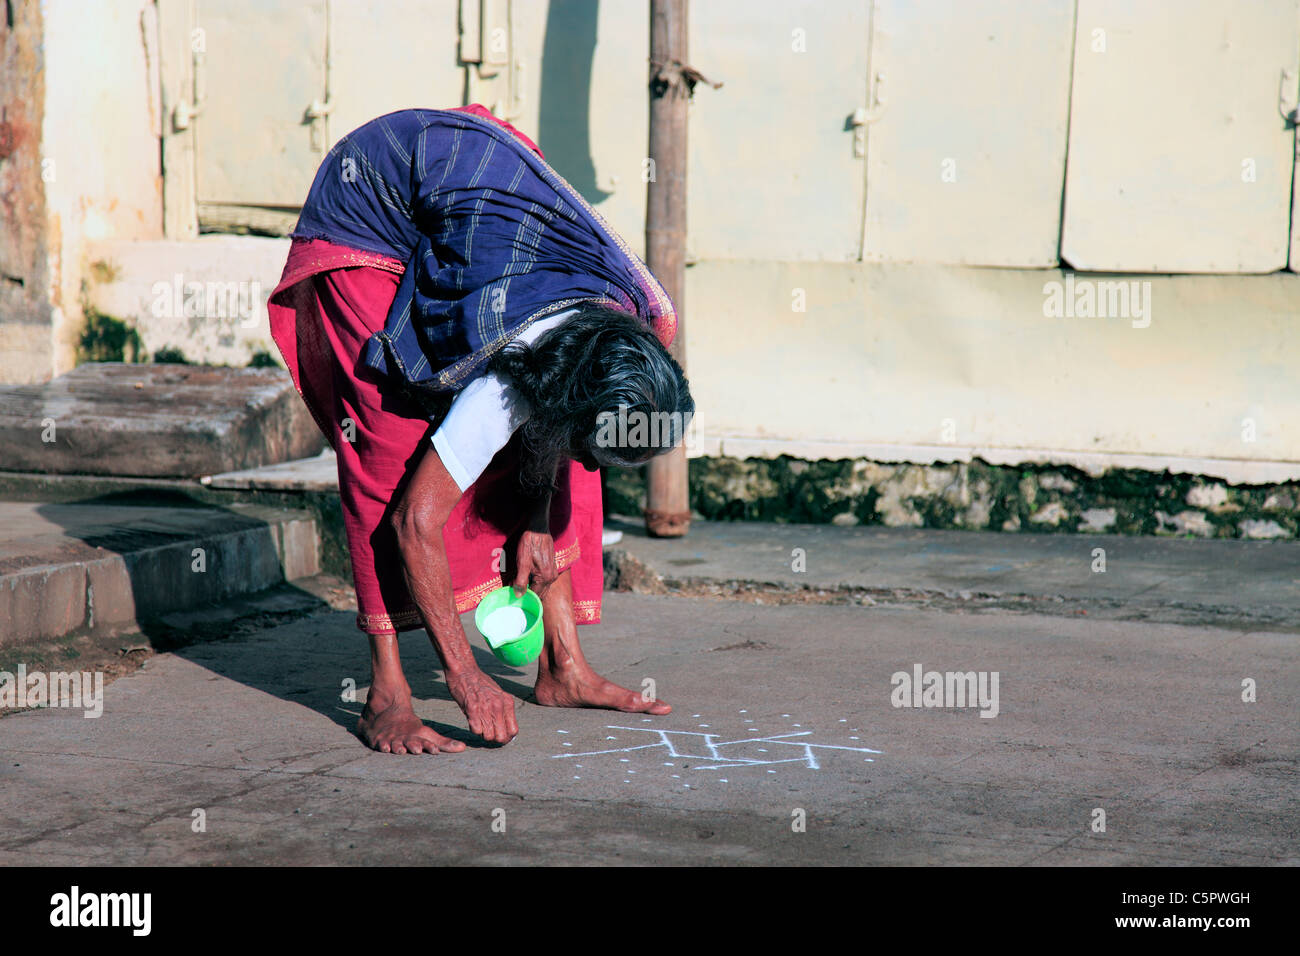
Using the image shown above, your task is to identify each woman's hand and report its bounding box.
[514,530,558,596]
[514,468,557,596]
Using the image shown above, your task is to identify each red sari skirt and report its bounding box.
[268,239,604,635]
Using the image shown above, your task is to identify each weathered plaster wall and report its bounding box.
[40,0,163,375]
[0,0,53,384]
[84,236,286,366]
[0,0,162,384]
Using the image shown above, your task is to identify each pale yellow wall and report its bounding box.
[1062,0,1299,273]
[40,0,163,374]
[683,261,1300,481]
[863,0,1075,266]
[12,0,1300,481]
[491,0,649,257]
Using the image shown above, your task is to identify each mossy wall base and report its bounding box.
[605,457,1297,539]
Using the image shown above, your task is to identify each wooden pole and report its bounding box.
[644,0,691,538]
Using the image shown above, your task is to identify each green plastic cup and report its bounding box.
[474,586,544,666]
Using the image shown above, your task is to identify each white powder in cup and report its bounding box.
[482,605,528,649]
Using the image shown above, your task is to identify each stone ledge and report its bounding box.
[0,363,325,478]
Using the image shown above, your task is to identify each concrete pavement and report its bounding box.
[605,514,1300,631]
[1,591,1293,865]
[7,463,1295,653]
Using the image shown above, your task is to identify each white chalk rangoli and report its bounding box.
[553,725,883,771]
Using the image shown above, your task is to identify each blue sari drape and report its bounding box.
[292,108,676,399]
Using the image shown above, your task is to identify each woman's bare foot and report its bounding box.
[532,568,671,714]
[357,630,466,754]
[534,658,672,714]
[357,686,467,754]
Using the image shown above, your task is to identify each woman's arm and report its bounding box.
[389,443,519,743]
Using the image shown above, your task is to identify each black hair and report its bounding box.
[487,302,694,493]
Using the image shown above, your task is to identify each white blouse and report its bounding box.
[430,308,578,491]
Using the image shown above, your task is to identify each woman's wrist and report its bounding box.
[526,490,553,533]
[522,455,557,532]
[433,632,480,676]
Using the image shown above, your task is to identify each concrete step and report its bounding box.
[0,363,325,478]
[204,448,339,491]
[0,498,319,648]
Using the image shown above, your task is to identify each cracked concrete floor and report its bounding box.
[0,592,1295,865]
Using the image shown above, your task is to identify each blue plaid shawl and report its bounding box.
[293,108,675,401]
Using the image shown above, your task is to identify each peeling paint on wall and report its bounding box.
[0,0,53,384]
